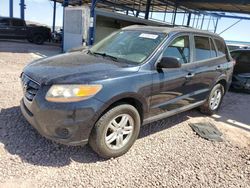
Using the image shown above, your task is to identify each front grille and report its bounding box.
[21,73,40,101]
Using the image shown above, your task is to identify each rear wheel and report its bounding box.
[27,38,33,43]
[200,83,224,115]
[89,104,141,158]
[33,34,45,45]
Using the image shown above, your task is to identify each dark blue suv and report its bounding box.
[20,26,234,158]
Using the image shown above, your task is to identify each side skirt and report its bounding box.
[142,100,206,125]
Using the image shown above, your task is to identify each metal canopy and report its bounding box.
[174,0,250,14]
[54,0,250,14]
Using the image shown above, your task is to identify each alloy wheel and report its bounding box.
[105,114,134,150]
[210,89,222,110]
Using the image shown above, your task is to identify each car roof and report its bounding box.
[122,25,224,40]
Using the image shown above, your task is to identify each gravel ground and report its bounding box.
[0,41,250,188]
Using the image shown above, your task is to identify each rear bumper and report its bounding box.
[231,75,250,92]
[20,95,104,146]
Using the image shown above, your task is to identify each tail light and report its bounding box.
[232,59,236,66]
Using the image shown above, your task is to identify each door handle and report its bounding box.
[216,65,221,70]
[186,73,195,79]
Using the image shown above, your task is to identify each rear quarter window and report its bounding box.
[215,39,227,56]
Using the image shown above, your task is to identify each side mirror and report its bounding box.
[157,56,181,69]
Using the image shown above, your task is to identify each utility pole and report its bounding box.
[9,0,13,17]
[20,0,25,20]
[52,0,57,33]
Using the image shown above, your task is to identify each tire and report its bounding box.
[27,38,33,43]
[89,104,141,158]
[200,83,224,115]
[33,34,45,45]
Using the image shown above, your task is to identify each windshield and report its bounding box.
[89,30,167,64]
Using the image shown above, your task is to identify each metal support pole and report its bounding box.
[52,0,57,33]
[136,11,139,17]
[214,17,219,33]
[200,14,205,29]
[196,14,200,28]
[192,14,196,27]
[62,0,69,52]
[207,16,211,30]
[145,0,151,19]
[187,13,191,26]
[172,3,178,26]
[182,12,186,26]
[20,0,25,20]
[9,0,13,18]
[88,0,98,46]
[63,0,69,7]
[163,5,168,22]
[218,19,242,35]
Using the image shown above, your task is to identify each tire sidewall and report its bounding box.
[33,34,44,44]
[90,104,141,158]
[208,84,224,112]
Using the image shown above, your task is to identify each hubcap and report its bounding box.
[105,114,134,150]
[210,89,222,110]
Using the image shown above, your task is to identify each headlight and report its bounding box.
[45,84,102,102]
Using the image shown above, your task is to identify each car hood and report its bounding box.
[23,52,140,85]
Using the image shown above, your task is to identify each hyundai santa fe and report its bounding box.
[20,26,234,158]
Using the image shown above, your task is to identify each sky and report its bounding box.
[0,0,250,42]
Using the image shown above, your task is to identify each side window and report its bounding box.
[194,36,211,61]
[163,36,190,64]
[0,19,10,27]
[11,19,25,27]
[210,39,217,58]
[215,39,226,56]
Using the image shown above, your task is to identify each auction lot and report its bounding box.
[0,41,250,187]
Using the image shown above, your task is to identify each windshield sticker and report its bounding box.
[139,33,159,39]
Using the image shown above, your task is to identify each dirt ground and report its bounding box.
[0,41,249,188]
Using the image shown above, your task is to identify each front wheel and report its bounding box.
[200,83,224,115]
[89,104,141,158]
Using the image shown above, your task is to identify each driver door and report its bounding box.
[147,35,193,120]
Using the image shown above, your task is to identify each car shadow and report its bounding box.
[0,40,61,57]
[0,105,192,167]
[0,106,103,166]
[188,92,250,132]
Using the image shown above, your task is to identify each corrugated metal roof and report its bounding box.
[54,0,250,14]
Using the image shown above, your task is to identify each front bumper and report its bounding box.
[20,92,104,146]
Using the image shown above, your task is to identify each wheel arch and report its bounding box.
[216,78,228,94]
[94,93,148,125]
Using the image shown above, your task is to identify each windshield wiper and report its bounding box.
[90,51,118,62]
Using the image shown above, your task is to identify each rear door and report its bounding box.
[0,18,11,38]
[10,19,27,39]
[147,34,193,119]
[183,35,229,102]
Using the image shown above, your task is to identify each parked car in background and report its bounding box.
[20,26,234,158]
[0,17,51,44]
[51,29,62,43]
[230,49,250,92]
